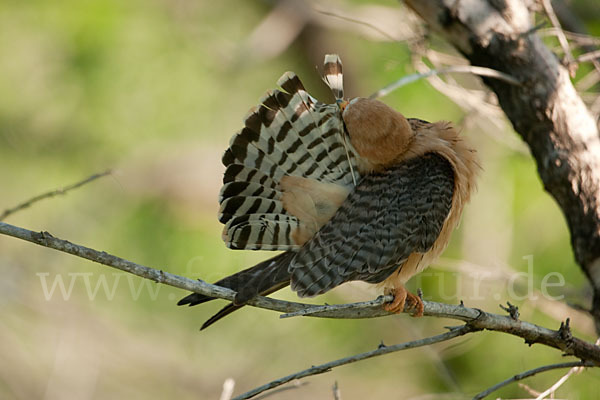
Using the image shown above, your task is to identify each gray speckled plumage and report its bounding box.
[289,152,454,297]
[179,153,454,329]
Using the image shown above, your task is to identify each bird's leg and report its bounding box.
[383,284,407,313]
[383,284,424,317]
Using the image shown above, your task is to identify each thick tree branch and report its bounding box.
[2,220,600,367]
[403,0,600,333]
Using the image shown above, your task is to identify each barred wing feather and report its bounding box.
[220,57,358,250]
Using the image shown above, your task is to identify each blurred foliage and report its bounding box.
[1,0,600,399]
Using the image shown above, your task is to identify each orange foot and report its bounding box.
[383,285,424,317]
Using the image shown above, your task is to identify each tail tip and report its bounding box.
[177,297,191,306]
[323,54,344,100]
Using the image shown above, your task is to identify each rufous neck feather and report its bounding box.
[342,97,479,223]
[342,98,413,173]
[402,120,480,207]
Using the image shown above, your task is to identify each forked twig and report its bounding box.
[472,361,594,400]
[540,0,576,74]
[533,363,582,400]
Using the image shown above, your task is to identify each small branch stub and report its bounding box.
[559,318,575,352]
[500,302,520,320]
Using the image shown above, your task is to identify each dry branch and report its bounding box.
[369,65,520,99]
[472,360,593,400]
[0,170,112,221]
[532,363,583,400]
[541,0,576,74]
[233,326,473,400]
[1,220,600,367]
[3,2,600,399]
[403,0,600,334]
[252,381,308,400]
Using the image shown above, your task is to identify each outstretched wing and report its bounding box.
[219,55,360,250]
[289,153,455,297]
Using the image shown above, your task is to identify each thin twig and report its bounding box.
[540,0,577,75]
[370,65,520,99]
[533,338,600,399]
[518,382,541,397]
[576,67,600,92]
[533,363,581,400]
[1,221,600,364]
[539,28,600,47]
[576,49,600,63]
[253,381,308,400]
[314,9,400,43]
[233,325,473,400]
[472,361,594,400]
[0,170,112,221]
[220,378,235,400]
[538,3,600,76]
[332,381,341,400]
[410,56,531,154]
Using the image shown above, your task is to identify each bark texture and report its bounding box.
[403,0,600,331]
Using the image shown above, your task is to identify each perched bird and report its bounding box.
[178,54,479,330]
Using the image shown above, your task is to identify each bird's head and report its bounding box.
[341,97,413,171]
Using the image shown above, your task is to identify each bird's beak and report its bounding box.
[336,99,349,112]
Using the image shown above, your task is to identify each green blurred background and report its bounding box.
[1,0,599,399]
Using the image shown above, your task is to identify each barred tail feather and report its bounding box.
[179,55,361,328]
[323,54,344,101]
[222,214,300,250]
[177,252,294,330]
